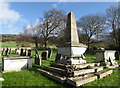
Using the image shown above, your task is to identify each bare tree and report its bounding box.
[21,23,42,49]
[77,14,106,49]
[40,8,66,48]
[106,2,120,46]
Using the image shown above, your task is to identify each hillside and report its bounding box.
[1,34,19,42]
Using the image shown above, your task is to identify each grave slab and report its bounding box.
[67,74,97,87]
[37,68,66,84]
[95,69,113,79]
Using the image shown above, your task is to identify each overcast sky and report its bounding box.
[0,1,116,34]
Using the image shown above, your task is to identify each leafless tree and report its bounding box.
[106,2,120,46]
[77,14,106,49]
[21,22,42,48]
[40,8,66,48]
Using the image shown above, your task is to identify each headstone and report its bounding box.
[1,48,5,55]
[115,51,119,60]
[20,48,24,56]
[5,48,9,56]
[35,49,39,54]
[8,48,11,54]
[48,48,52,58]
[41,51,48,60]
[55,53,62,63]
[23,49,27,56]
[35,54,41,65]
[15,49,17,54]
[28,49,31,56]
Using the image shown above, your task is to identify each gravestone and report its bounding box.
[1,48,5,55]
[115,51,119,60]
[96,50,118,67]
[15,49,17,54]
[5,48,9,56]
[35,49,39,54]
[20,48,24,56]
[28,49,31,56]
[48,48,52,58]
[41,51,48,60]
[23,49,27,56]
[55,53,62,63]
[58,12,87,65]
[16,49,21,54]
[8,48,11,54]
[35,54,41,65]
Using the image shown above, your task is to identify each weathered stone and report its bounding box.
[96,50,118,67]
[115,51,119,60]
[73,66,103,76]
[5,48,9,56]
[35,49,39,54]
[23,49,27,56]
[95,69,113,79]
[57,12,87,65]
[8,48,11,54]
[1,48,5,55]
[72,63,100,69]
[2,56,32,72]
[20,48,24,56]
[67,74,97,87]
[35,54,41,65]
[43,66,66,76]
[28,49,31,56]
[41,51,48,60]
[37,69,66,84]
[55,53,62,63]
[48,48,52,58]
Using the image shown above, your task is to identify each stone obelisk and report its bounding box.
[58,12,87,65]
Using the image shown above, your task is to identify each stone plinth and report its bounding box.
[96,50,118,67]
[2,56,32,72]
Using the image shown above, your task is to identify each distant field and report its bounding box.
[1,41,57,49]
[1,41,17,47]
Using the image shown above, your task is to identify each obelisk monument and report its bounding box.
[58,12,87,65]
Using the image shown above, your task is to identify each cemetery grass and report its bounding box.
[1,49,120,87]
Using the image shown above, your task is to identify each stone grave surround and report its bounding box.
[96,50,118,68]
[2,56,32,72]
[37,12,114,87]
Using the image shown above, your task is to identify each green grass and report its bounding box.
[84,53,96,63]
[84,71,119,86]
[1,41,17,47]
[1,49,120,87]
[2,69,62,87]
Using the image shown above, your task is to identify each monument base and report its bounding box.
[58,47,86,57]
[57,47,87,65]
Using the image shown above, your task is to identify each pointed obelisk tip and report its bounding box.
[68,12,74,15]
